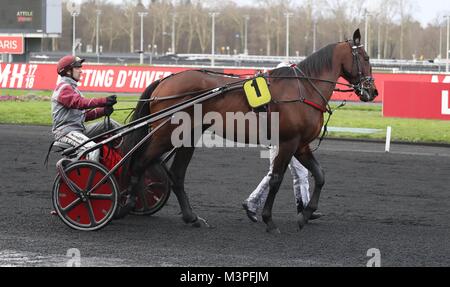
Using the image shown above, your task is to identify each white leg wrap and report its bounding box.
[289,156,310,207]
[246,147,279,212]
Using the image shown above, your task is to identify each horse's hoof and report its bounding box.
[191,216,210,228]
[297,213,307,230]
[113,195,136,219]
[309,211,323,221]
[242,202,258,223]
[266,226,281,234]
[265,221,281,234]
[182,213,197,224]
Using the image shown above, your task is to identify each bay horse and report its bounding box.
[121,29,378,232]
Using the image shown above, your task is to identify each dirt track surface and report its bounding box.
[0,124,449,267]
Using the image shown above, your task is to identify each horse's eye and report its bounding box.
[364,56,370,61]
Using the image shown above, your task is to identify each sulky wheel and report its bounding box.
[130,163,171,216]
[52,160,119,231]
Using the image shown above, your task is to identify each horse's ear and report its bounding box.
[353,29,361,46]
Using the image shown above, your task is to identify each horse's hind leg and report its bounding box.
[261,139,298,233]
[294,146,325,230]
[169,147,199,225]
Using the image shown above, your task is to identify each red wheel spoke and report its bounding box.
[89,193,114,200]
[147,182,165,188]
[84,168,97,192]
[87,176,109,195]
[61,198,82,214]
[142,182,164,210]
[64,177,83,195]
[152,194,161,202]
[142,196,150,210]
[85,201,97,227]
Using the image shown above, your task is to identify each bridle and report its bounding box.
[341,41,375,99]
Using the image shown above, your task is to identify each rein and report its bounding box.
[267,75,355,90]
[194,69,256,78]
[311,100,346,152]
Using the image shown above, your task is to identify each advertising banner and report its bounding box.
[0,36,24,54]
[383,81,450,120]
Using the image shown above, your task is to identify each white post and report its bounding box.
[96,10,101,63]
[439,23,442,59]
[72,12,78,55]
[140,14,144,64]
[210,12,218,66]
[138,12,148,65]
[244,15,249,55]
[149,44,152,65]
[171,13,176,54]
[385,126,392,152]
[364,10,369,52]
[446,15,449,73]
[377,22,381,59]
[149,44,156,65]
[313,20,317,53]
[284,13,293,61]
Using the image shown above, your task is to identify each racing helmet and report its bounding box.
[57,55,85,76]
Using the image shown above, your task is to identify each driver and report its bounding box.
[51,55,120,161]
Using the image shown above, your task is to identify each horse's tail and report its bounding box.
[120,79,162,184]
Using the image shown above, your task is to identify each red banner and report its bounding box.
[0,36,24,54]
[383,81,450,120]
[0,63,191,92]
[0,63,41,89]
[75,65,189,93]
[1,62,449,110]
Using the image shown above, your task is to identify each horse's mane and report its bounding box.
[270,43,337,78]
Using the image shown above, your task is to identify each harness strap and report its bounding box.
[311,113,332,152]
[303,99,328,113]
[334,88,355,93]
[149,88,213,101]
[196,69,255,78]
[310,100,347,152]
[294,65,333,114]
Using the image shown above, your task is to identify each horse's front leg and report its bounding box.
[294,146,325,230]
[261,139,298,233]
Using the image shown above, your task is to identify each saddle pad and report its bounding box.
[244,77,272,108]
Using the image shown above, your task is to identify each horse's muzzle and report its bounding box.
[355,77,378,102]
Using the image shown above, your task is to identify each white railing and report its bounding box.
[177,53,445,65]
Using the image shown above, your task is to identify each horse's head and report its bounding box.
[341,29,379,102]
